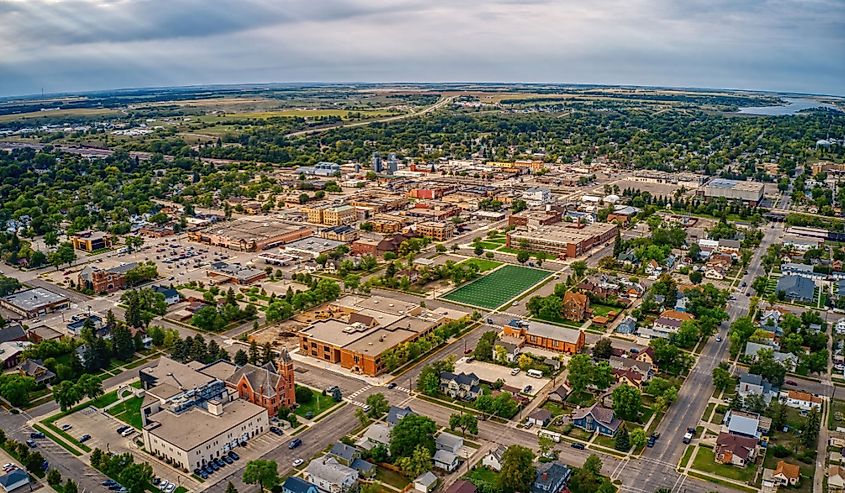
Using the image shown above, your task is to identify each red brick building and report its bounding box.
[225,348,295,416]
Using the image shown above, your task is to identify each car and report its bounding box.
[325,385,338,393]
[293,459,304,467]
[682,431,693,444]
[29,432,44,439]
[223,455,233,464]
[102,480,115,487]
[121,428,135,437]
[651,432,660,439]
[210,462,219,471]
[269,426,284,436]
[511,368,521,376]
[199,472,208,480]
[229,451,240,460]
[687,427,696,434]
[362,405,372,412]
[215,458,225,468]
[60,424,72,431]
[386,382,397,390]
[570,443,585,450]
[108,484,122,491]
[524,421,533,429]
[288,438,302,449]
[785,380,798,386]
[25,440,37,448]
[523,385,533,393]
[647,438,656,448]
[159,481,171,491]
[165,485,175,493]
[79,434,91,443]
[202,466,212,475]
[512,301,519,306]
[715,335,722,342]
[464,348,473,355]
[41,461,48,471]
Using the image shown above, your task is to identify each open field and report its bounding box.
[442,264,551,309]
[456,258,502,272]
[0,108,119,122]
[108,396,144,429]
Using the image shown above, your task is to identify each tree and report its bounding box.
[630,428,647,449]
[366,393,390,418]
[612,385,642,421]
[592,338,613,359]
[474,245,484,256]
[242,460,279,490]
[0,374,35,407]
[234,349,248,366]
[248,340,259,365]
[567,354,594,393]
[0,275,21,297]
[474,331,497,362]
[570,455,603,493]
[688,270,703,284]
[498,445,535,493]
[47,469,62,487]
[749,348,787,386]
[389,414,437,458]
[712,364,733,393]
[516,250,530,264]
[396,444,432,478]
[63,479,78,493]
[571,260,588,278]
[295,386,314,404]
[226,482,239,493]
[261,342,273,365]
[538,434,555,457]
[77,374,103,399]
[53,380,82,411]
[448,413,478,437]
[355,407,369,427]
[801,408,821,448]
[121,461,153,493]
[615,426,631,451]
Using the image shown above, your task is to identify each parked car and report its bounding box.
[228,451,240,460]
[79,434,91,443]
[785,380,798,386]
[159,481,171,491]
[269,427,283,436]
[25,440,37,448]
[120,428,135,437]
[29,432,44,439]
[293,459,304,467]
[571,443,585,450]
[288,438,302,449]
[116,426,128,434]
[386,382,397,390]
[60,424,72,431]
[511,368,521,376]
[223,456,233,465]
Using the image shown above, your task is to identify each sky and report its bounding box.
[0,0,843,97]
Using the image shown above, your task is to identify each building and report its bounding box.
[19,359,55,384]
[433,449,459,472]
[0,469,29,493]
[779,390,822,410]
[562,292,590,321]
[207,261,267,285]
[766,461,800,487]
[640,309,694,339]
[224,349,296,416]
[304,456,359,493]
[0,341,30,368]
[723,409,767,439]
[298,295,463,376]
[532,462,572,493]
[320,225,359,242]
[416,221,455,241]
[283,477,321,493]
[482,445,507,472]
[140,357,269,472]
[330,442,361,465]
[506,222,618,259]
[297,162,341,177]
[77,262,137,293]
[26,325,62,343]
[522,187,552,205]
[70,230,112,252]
[702,178,765,205]
[440,372,480,400]
[284,237,346,258]
[0,288,69,318]
[0,324,27,344]
[189,218,311,251]
[152,285,181,305]
[413,472,438,493]
[571,404,621,436]
[508,211,562,228]
[527,408,553,427]
[501,319,585,354]
[737,373,778,404]
[311,205,359,226]
[715,432,758,466]
[445,480,477,493]
[775,275,816,303]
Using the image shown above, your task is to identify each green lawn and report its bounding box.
[293,386,338,418]
[475,241,503,250]
[467,466,499,489]
[375,466,410,489]
[442,265,551,309]
[458,258,503,272]
[542,400,568,416]
[591,304,622,318]
[91,390,121,409]
[830,399,845,430]
[691,447,756,482]
[107,396,144,429]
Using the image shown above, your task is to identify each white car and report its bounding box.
[510,368,521,376]
[293,459,304,467]
[165,484,175,493]
[159,480,171,491]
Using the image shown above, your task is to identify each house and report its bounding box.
[617,250,638,266]
[387,406,415,426]
[414,472,438,493]
[635,347,657,366]
[0,324,27,344]
[527,408,553,427]
[615,316,637,334]
[66,314,105,336]
[283,477,320,493]
[18,358,55,385]
[492,335,523,363]
[440,372,481,400]
[77,263,137,293]
[532,462,572,493]
[0,469,29,493]
[562,292,590,321]
[724,409,768,438]
[357,423,390,450]
[737,373,778,404]
[609,356,654,382]
[350,459,376,479]
[482,445,507,472]
[828,465,845,490]
[780,390,823,410]
[547,384,572,403]
[152,285,181,305]
[776,275,816,303]
[0,341,30,369]
[436,432,464,455]
[330,443,361,465]
[768,461,800,487]
[444,480,477,493]
[612,368,646,389]
[433,448,460,472]
[571,404,621,436]
[744,343,798,371]
[715,432,758,466]
[304,456,359,493]
[645,259,661,276]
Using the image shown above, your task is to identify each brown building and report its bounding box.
[416,221,455,241]
[563,291,590,321]
[223,349,296,416]
[501,319,585,354]
[351,238,380,256]
[189,218,311,251]
[371,218,403,234]
[70,230,112,252]
[506,222,617,259]
[77,262,137,293]
[508,211,561,228]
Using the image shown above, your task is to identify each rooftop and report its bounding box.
[145,398,266,451]
[2,287,68,311]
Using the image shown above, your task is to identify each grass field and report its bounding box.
[293,386,338,418]
[108,396,144,429]
[442,265,550,309]
[457,258,502,272]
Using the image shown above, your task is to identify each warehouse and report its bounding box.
[702,178,765,205]
[0,288,70,318]
[188,218,312,251]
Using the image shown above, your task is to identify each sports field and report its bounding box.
[442,264,551,309]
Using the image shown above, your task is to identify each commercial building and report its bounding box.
[320,225,359,242]
[70,230,112,252]
[284,237,346,258]
[322,206,359,226]
[508,211,561,228]
[506,222,618,259]
[77,262,138,293]
[500,319,585,354]
[189,218,312,251]
[0,288,70,318]
[140,357,270,472]
[297,162,341,177]
[415,221,455,241]
[702,178,765,205]
[207,261,267,285]
[298,295,464,376]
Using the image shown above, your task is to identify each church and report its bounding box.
[224,347,296,416]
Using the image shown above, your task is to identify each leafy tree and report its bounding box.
[801,408,821,448]
[571,260,588,278]
[612,385,642,421]
[295,386,313,404]
[0,275,22,297]
[389,414,437,458]
[592,338,613,359]
[570,455,604,493]
[615,426,630,451]
[448,413,478,437]
[248,340,259,365]
[226,482,239,493]
[474,331,497,361]
[749,349,787,386]
[53,380,82,411]
[355,407,369,427]
[234,349,248,366]
[712,364,733,392]
[0,374,35,407]
[516,250,530,264]
[242,460,279,490]
[24,451,45,474]
[63,479,78,493]
[567,354,594,393]
[47,469,62,487]
[77,374,103,399]
[630,428,647,449]
[498,445,535,493]
[395,444,432,478]
[365,393,390,418]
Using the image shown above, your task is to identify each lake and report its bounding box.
[737,97,840,116]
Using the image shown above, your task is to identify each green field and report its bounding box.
[457,258,503,272]
[108,396,144,429]
[442,265,551,309]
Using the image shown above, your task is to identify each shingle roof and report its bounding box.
[716,432,757,460]
[0,324,26,344]
[283,477,318,493]
[571,404,621,431]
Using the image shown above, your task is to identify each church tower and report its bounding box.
[277,348,296,408]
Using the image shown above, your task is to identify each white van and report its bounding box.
[527,369,543,378]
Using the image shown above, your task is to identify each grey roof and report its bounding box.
[776,275,815,301]
[532,462,572,493]
[2,287,68,311]
[529,408,553,422]
[0,469,29,490]
[350,458,375,475]
[433,449,458,465]
[739,373,763,386]
[440,371,479,386]
[361,423,390,445]
[726,410,760,437]
[306,456,358,485]
[387,406,414,426]
[0,324,26,344]
[572,404,621,431]
[330,442,359,462]
[283,477,318,493]
[225,362,281,398]
[436,432,463,450]
[414,472,438,488]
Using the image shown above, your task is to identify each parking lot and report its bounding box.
[453,358,551,396]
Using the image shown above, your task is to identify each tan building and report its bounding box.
[323,205,358,226]
[506,222,617,259]
[416,221,455,241]
[70,230,112,252]
[188,218,311,251]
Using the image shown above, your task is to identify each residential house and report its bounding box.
[350,459,375,479]
[744,343,798,371]
[304,456,359,493]
[828,466,845,490]
[715,432,758,467]
[0,324,27,344]
[387,406,415,427]
[482,445,507,472]
[329,443,361,466]
[780,390,822,410]
[776,275,816,303]
[768,461,800,487]
[19,359,55,385]
[547,384,572,403]
[615,316,637,334]
[724,409,769,439]
[444,480,477,493]
[562,292,590,321]
[440,372,481,400]
[414,472,438,493]
[0,341,30,369]
[527,408,553,427]
[616,250,638,266]
[532,462,572,493]
[436,432,464,455]
[433,449,460,472]
[283,477,320,493]
[640,309,694,339]
[645,259,662,276]
[152,285,181,305]
[26,325,62,343]
[492,335,523,363]
[571,404,621,436]
[357,423,390,450]
[737,373,778,404]
[635,347,657,366]
[609,356,654,382]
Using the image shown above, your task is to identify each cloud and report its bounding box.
[0,0,842,96]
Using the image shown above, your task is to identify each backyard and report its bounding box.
[691,446,756,483]
[442,265,551,309]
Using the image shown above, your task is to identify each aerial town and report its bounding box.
[0,83,843,493]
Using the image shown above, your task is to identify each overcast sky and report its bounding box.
[1,0,843,97]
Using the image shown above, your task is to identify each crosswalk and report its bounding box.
[347,385,372,400]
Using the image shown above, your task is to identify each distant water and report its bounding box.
[737,97,840,116]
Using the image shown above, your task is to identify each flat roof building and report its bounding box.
[506,222,617,259]
[0,288,70,318]
[284,237,346,258]
[702,178,765,205]
[188,218,312,251]
[207,261,267,285]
